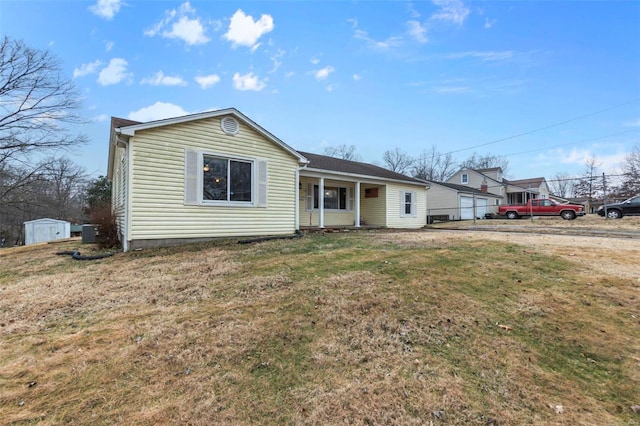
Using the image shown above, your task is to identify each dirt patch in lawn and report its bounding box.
[416,215,640,281]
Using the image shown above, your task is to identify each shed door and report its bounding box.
[460,196,474,220]
[33,224,60,244]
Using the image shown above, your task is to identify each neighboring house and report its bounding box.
[425,181,502,220]
[24,218,70,245]
[446,167,550,206]
[503,177,550,205]
[108,108,428,251]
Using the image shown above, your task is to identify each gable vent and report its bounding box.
[220,116,239,135]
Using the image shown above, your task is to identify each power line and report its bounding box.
[444,98,640,155]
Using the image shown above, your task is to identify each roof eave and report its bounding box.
[301,167,427,187]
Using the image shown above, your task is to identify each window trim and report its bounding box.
[306,183,353,212]
[202,154,254,205]
[399,190,418,218]
[461,173,469,184]
[184,149,267,208]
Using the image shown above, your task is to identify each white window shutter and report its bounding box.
[347,186,353,211]
[257,160,268,207]
[399,190,405,217]
[184,149,199,206]
[306,183,313,211]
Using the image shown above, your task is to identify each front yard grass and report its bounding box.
[0,231,638,424]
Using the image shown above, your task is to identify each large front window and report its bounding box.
[203,155,252,202]
[314,185,347,210]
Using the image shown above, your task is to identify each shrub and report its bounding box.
[89,203,121,249]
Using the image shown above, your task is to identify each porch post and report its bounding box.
[354,181,361,227]
[319,177,325,228]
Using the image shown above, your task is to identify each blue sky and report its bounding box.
[2,0,639,183]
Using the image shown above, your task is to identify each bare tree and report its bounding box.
[619,142,640,197]
[0,37,87,245]
[39,157,87,220]
[460,152,510,176]
[382,148,413,174]
[411,146,456,181]
[549,172,575,198]
[323,144,361,161]
[572,156,603,199]
[0,36,87,171]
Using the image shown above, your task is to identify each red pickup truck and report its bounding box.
[497,199,586,220]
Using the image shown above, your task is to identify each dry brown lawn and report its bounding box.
[1,216,639,425]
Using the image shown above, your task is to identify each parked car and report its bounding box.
[497,199,585,220]
[597,195,640,218]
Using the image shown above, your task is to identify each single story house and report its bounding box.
[108,108,428,251]
[425,181,502,220]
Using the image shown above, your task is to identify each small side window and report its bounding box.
[461,173,468,184]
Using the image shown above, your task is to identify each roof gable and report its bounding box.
[108,108,308,180]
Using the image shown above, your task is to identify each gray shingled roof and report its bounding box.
[506,177,546,188]
[298,151,425,184]
[430,181,502,197]
[111,116,141,129]
[111,117,424,185]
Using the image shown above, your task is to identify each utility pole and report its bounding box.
[602,172,608,220]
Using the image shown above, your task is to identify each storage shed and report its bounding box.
[24,218,70,245]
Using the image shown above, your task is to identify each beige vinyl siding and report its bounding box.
[360,184,386,226]
[386,183,427,228]
[128,117,299,240]
[299,178,356,227]
[426,185,459,220]
[112,146,127,237]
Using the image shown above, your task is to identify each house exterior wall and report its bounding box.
[360,184,386,226]
[426,185,459,220]
[126,117,299,247]
[386,182,427,228]
[112,145,128,245]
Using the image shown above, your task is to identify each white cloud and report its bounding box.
[73,60,102,78]
[445,50,514,61]
[430,0,469,26]
[270,49,286,73]
[484,17,497,29]
[145,2,210,46]
[89,0,123,20]
[97,58,132,86]
[105,41,114,51]
[347,18,358,29]
[128,102,190,122]
[195,74,221,89]
[224,9,274,49]
[310,56,320,65]
[354,29,403,50]
[430,85,473,94]
[353,74,362,81]
[232,72,266,91]
[625,118,640,127]
[314,66,335,81]
[285,71,296,78]
[407,20,428,43]
[140,71,188,86]
[93,114,109,122]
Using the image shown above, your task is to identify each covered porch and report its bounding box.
[297,173,388,229]
[505,184,539,205]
